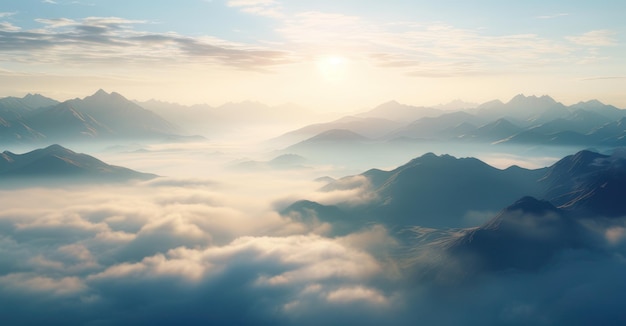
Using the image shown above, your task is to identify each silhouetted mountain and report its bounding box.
[288,153,547,230]
[271,116,400,147]
[362,153,546,227]
[540,150,626,217]
[24,104,111,140]
[460,118,522,142]
[285,129,372,154]
[588,117,626,146]
[356,100,443,122]
[0,144,156,184]
[0,93,59,121]
[0,120,45,143]
[21,93,59,109]
[475,94,569,124]
[385,111,481,140]
[285,146,626,235]
[280,200,355,236]
[0,90,187,143]
[446,196,585,273]
[570,99,626,121]
[58,89,178,138]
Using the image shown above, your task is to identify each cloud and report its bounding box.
[278,13,574,77]
[535,13,569,19]
[2,165,626,325]
[227,0,283,18]
[0,22,20,32]
[581,76,626,81]
[0,12,17,18]
[0,16,291,70]
[566,30,617,47]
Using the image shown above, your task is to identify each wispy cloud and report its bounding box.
[0,16,291,70]
[42,0,58,4]
[566,30,617,47]
[581,76,626,81]
[0,12,17,18]
[278,13,573,77]
[0,22,20,32]
[535,13,569,19]
[227,0,283,18]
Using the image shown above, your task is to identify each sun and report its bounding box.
[317,55,348,83]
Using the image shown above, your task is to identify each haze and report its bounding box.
[1,1,626,326]
[1,1,625,111]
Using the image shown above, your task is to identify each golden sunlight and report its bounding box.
[316,55,349,83]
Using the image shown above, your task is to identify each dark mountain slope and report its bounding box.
[446,197,585,273]
[0,144,156,184]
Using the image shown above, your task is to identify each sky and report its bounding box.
[0,0,625,111]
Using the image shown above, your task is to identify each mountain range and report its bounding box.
[137,99,321,137]
[283,148,626,230]
[282,148,626,277]
[0,144,156,185]
[0,90,179,144]
[275,94,626,151]
[3,91,625,149]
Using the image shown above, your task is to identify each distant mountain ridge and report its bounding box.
[282,148,626,277]
[137,98,320,136]
[277,94,626,149]
[0,90,180,143]
[0,144,156,184]
[284,147,626,232]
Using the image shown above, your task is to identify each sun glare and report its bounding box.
[317,55,348,83]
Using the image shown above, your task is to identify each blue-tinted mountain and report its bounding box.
[0,90,184,143]
[569,99,626,121]
[57,89,178,138]
[444,196,586,273]
[270,115,400,147]
[287,152,547,230]
[281,200,355,236]
[285,129,372,154]
[385,111,480,140]
[0,120,45,143]
[361,153,546,227]
[0,144,156,184]
[285,146,626,235]
[540,150,626,217]
[459,118,522,142]
[0,93,59,121]
[24,104,112,140]
[475,94,570,124]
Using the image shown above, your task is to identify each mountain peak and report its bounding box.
[404,152,459,168]
[24,93,44,100]
[508,94,556,105]
[94,89,109,96]
[0,145,156,182]
[83,89,112,101]
[376,100,402,108]
[41,144,73,154]
[505,196,558,215]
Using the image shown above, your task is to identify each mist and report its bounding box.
[2,131,626,325]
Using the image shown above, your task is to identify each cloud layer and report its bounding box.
[1,163,626,325]
[0,16,290,70]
